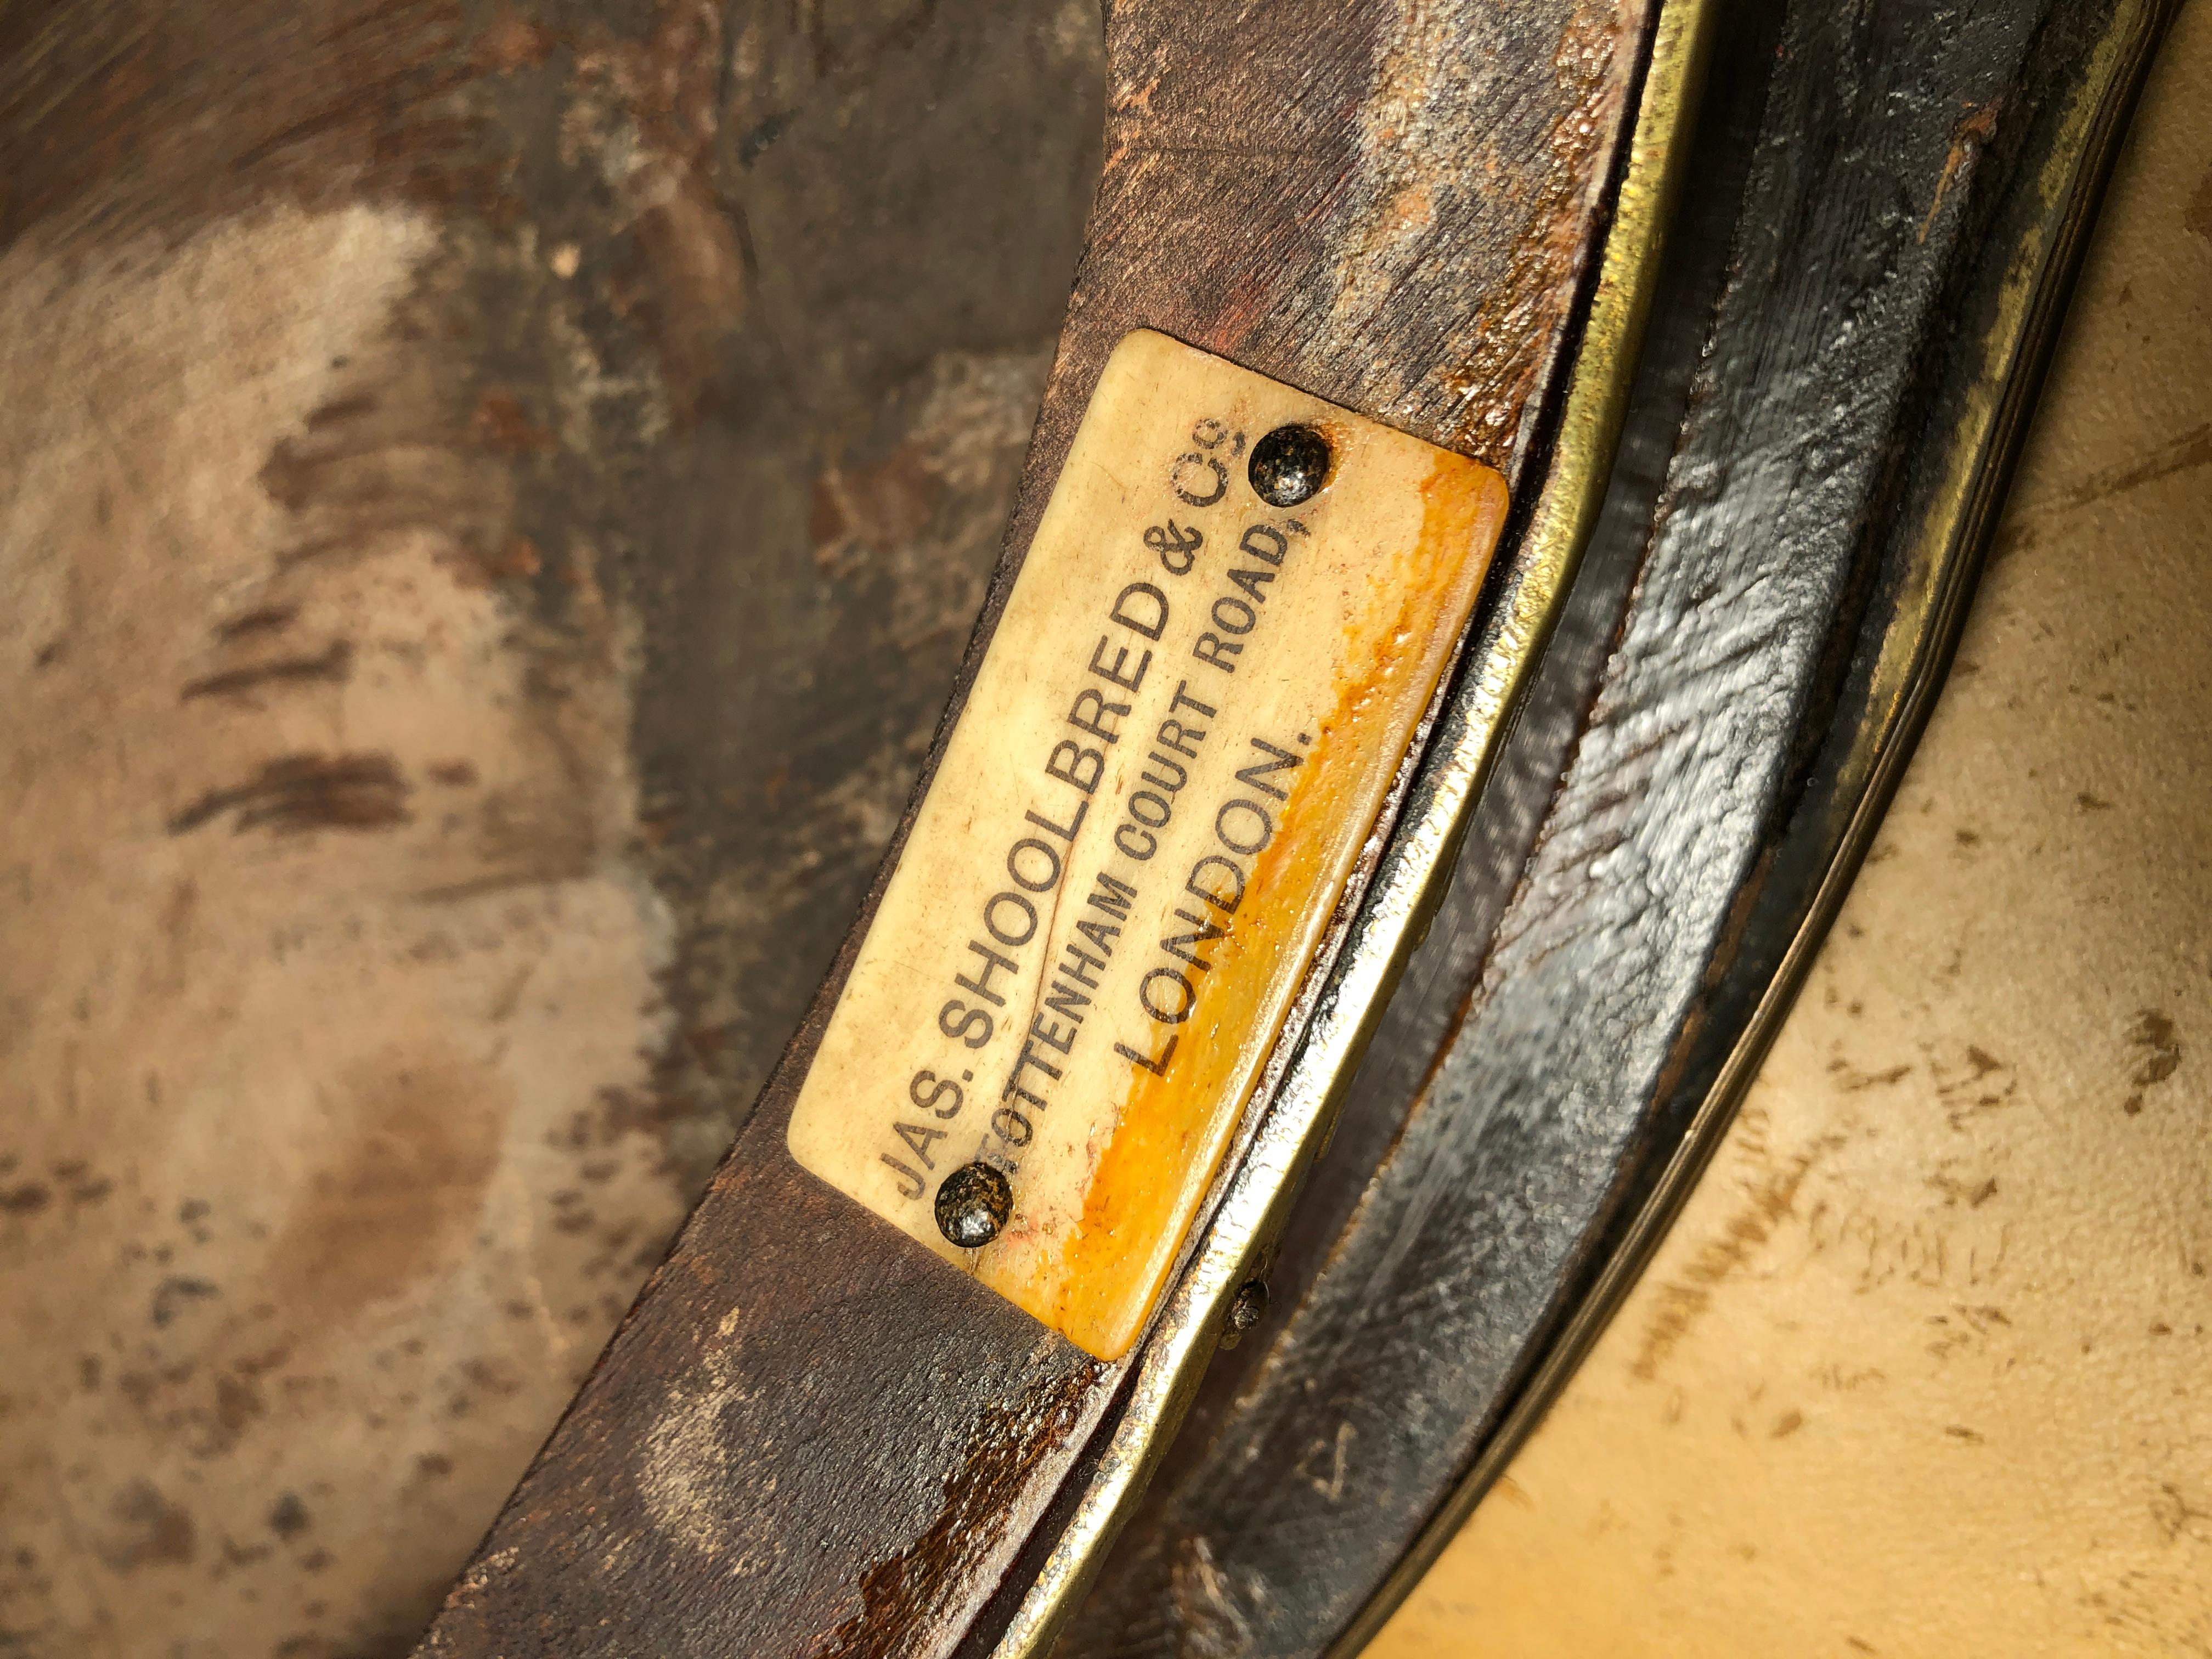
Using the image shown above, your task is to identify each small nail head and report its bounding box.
[935,1161,1013,1249]
[1249,424,1333,507]
[1219,1278,1269,1348]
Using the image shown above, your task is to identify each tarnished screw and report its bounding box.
[1249,424,1333,507]
[1218,1278,1269,1348]
[935,1161,1013,1249]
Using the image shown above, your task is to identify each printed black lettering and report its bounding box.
[1008,836,1063,894]
[1128,789,1171,830]
[1172,454,1227,507]
[1074,915,1119,958]
[1115,1033,1180,1076]
[956,939,1018,1007]
[1234,736,1303,802]
[1186,853,1246,915]
[894,1122,947,1170]
[880,1155,926,1200]
[991,1105,1035,1147]
[939,998,994,1048]
[1058,941,1107,989]
[1226,564,1276,604]
[1007,1037,1064,1092]
[1025,800,1088,842]
[1030,1011,1077,1054]
[1192,633,1242,673]
[1090,635,1153,692]
[1210,595,1256,635]
[1216,798,1274,856]
[1110,582,1170,641]
[1043,977,1091,1026]
[1161,907,1225,970]
[1141,752,1189,793]
[1169,680,1218,719]
[1046,740,1104,794]
[985,890,1037,947]
[1145,521,1204,575]
[1156,718,1206,759]
[1086,870,1137,923]
[1239,523,1289,566]
[1114,822,1157,861]
[1141,966,1197,1025]
[1068,686,1129,744]
[909,1069,966,1120]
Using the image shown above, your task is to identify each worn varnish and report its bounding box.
[415,1,1650,1653]
[0,5,1099,1657]
[0,0,1643,1651]
[0,0,2166,1654]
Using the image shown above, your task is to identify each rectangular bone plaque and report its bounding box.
[787,329,1508,1361]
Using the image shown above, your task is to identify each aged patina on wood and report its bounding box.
[0,0,1655,1651]
[1,0,2174,1652]
[416,2,1655,1654]
[0,8,1109,1656]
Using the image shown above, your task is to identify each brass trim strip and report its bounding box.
[989,1,1719,1648]
[1322,1,2182,1652]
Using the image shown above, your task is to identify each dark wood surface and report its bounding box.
[0,7,1109,1655]
[1065,0,2178,1651]
[415,2,1654,1655]
[19,0,2152,1652]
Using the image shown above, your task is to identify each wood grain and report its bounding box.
[0,5,1099,1657]
[416,2,1651,1653]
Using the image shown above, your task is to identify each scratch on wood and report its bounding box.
[167,753,411,835]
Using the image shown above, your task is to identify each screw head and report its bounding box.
[935,1161,1013,1249]
[1249,424,1333,507]
[1219,1278,1269,1348]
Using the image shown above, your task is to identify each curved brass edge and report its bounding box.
[1320,3,2184,1655]
[985,2,1718,1651]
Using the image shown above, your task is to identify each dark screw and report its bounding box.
[1249,424,1333,507]
[935,1161,1013,1249]
[1218,1278,1269,1348]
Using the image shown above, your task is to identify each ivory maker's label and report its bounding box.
[786,330,1508,1361]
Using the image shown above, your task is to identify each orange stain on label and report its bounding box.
[786,331,1507,1361]
[1008,456,1503,1356]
